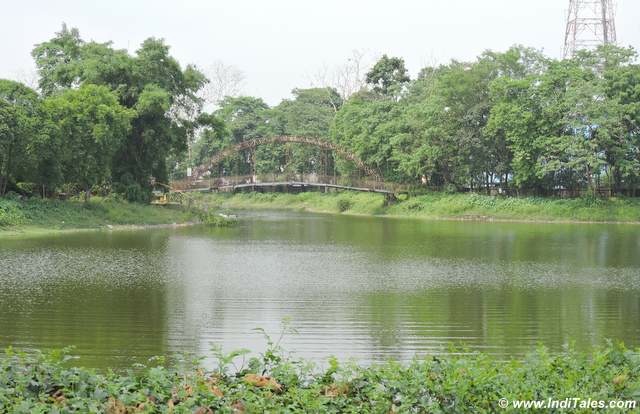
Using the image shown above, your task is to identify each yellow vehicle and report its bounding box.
[150,190,170,205]
[150,184,185,206]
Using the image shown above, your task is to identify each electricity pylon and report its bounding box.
[563,0,617,58]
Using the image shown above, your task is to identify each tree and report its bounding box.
[31,23,84,96]
[33,26,207,195]
[14,27,640,198]
[486,72,566,193]
[331,92,406,180]
[191,113,229,167]
[199,61,245,109]
[43,84,133,200]
[485,46,639,194]
[214,96,271,176]
[310,50,371,101]
[389,47,547,189]
[365,55,410,98]
[600,46,640,193]
[270,88,343,175]
[0,80,40,195]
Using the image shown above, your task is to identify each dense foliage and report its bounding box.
[205,45,640,196]
[332,46,640,195]
[1,341,638,413]
[1,24,206,202]
[2,25,640,200]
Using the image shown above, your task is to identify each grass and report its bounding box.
[194,191,640,223]
[3,191,638,235]
[0,196,197,235]
[1,340,638,413]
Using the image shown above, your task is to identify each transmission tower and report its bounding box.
[563,0,617,59]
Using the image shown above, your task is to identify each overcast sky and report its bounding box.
[2,0,639,105]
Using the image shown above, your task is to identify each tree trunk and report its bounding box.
[0,175,6,197]
[1,142,14,196]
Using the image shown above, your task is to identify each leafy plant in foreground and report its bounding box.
[1,337,639,413]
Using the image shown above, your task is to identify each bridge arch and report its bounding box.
[204,136,382,181]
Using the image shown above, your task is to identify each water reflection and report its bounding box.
[0,211,639,368]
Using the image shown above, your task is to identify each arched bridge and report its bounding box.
[206,135,382,181]
[175,136,403,197]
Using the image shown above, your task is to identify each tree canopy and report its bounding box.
[0,25,211,200]
[2,26,640,199]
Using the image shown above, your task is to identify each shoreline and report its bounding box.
[287,206,640,225]
[2,191,640,238]
[0,221,199,238]
[0,197,200,238]
[196,192,640,225]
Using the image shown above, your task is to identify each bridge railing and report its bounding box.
[171,174,408,193]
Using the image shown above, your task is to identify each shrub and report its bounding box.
[0,199,26,226]
[58,182,80,197]
[444,183,458,194]
[123,183,150,203]
[0,342,638,413]
[15,182,37,196]
[198,210,237,227]
[91,182,112,197]
[337,198,352,212]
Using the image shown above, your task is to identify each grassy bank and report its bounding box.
[195,192,640,223]
[1,343,638,413]
[0,197,197,235]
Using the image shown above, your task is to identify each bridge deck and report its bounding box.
[218,181,395,195]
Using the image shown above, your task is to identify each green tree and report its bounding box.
[486,46,639,194]
[43,84,133,200]
[214,96,271,176]
[0,80,40,195]
[33,26,207,194]
[365,55,410,98]
[486,70,566,193]
[191,113,229,167]
[269,88,342,175]
[31,23,83,96]
[600,46,640,193]
[390,47,546,189]
[332,91,406,180]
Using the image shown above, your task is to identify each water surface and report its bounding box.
[1,211,639,368]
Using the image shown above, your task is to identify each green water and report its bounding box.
[1,211,639,368]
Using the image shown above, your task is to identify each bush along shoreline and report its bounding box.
[0,196,197,232]
[0,195,242,236]
[195,192,640,224]
[2,191,640,236]
[1,339,639,413]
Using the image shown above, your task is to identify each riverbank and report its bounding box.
[0,197,197,236]
[1,343,638,413]
[195,192,640,224]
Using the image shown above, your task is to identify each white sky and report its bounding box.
[2,0,639,105]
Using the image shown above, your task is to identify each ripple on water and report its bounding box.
[0,217,639,368]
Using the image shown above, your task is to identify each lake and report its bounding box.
[1,211,639,369]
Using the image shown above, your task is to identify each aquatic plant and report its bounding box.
[198,210,238,227]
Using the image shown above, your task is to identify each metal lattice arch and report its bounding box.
[204,135,382,182]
